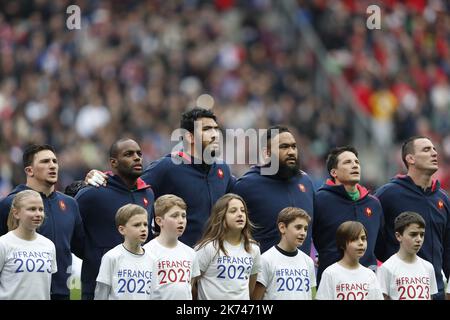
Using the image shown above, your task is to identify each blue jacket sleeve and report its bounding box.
[71,200,85,259]
[443,194,450,279]
[0,197,12,236]
[141,159,168,198]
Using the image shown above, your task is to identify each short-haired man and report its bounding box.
[75,138,154,300]
[313,146,383,283]
[375,136,450,299]
[0,144,84,300]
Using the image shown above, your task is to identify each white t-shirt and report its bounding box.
[316,262,383,300]
[195,240,261,300]
[143,238,199,300]
[377,253,437,300]
[257,246,316,300]
[0,231,57,300]
[96,244,154,300]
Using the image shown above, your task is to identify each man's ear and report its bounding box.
[405,154,415,166]
[110,158,117,169]
[184,131,194,145]
[395,231,402,242]
[24,166,33,177]
[118,225,125,236]
[330,169,337,179]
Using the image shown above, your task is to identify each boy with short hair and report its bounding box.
[143,195,199,299]
[95,204,153,300]
[377,211,437,300]
[252,207,316,300]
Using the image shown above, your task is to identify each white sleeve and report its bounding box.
[191,251,201,279]
[367,273,384,300]
[315,270,334,300]
[195,243,215,273]
[96,253,112,286]
[0,239,6,272]
[50,243,58,274]
[428,264,438,296]
[376,265,390,296]
[251,245,262,275]
[307,256,317,289]
[94,282,111,300]
[256,255,271,287]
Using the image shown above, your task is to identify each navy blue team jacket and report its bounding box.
[140,152,235,247]
[232,166,314,254]
[313,180,383,283]
[75,173,154,297]
[375,175,450,293]
[0,184,84,297]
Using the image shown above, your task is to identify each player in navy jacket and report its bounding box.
[375,136,450,299]
[0,144,84,300]
[232,125,314,254]
[85,108,235,247]
[141,151,234,247]
[75,139,154,300]
[313,146,383,284]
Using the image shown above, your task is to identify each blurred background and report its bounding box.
[0,0,449,196]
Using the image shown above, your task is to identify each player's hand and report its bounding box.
[85,170,108,187]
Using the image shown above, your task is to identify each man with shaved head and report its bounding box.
[75,138,154,300]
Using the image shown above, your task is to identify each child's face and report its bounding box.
[157,205,187,238]
[225,199,246,232]
[395,223,425,255]
[119,214,148,245]
[280,217,308,249]
[14,195,44,232]
[345,230,367,260]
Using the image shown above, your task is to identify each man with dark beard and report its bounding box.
[75,138,154,300]
[232,125,314,254]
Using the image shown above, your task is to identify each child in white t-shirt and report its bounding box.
[95,204,153,300]
[143,195,199,299]
[316,221,383,300]
[0,190,57,300]
[377,211,437,300]
[193,193,261,300]
[253,207,316,300]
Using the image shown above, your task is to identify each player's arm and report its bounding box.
[251,281,266,300]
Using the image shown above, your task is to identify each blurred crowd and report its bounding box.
[0,0,449,196]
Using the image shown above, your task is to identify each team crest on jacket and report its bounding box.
[143,197,149,207]
[438,200,444,210]
[365,207,372,217]
[59,200,66,211]
[298,184,306,192]
[217,168,224,179]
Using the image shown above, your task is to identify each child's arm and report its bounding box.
[191,275,201,300]
[94,282,110,300]
[248,274,258,299]
[251,282,266,300]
